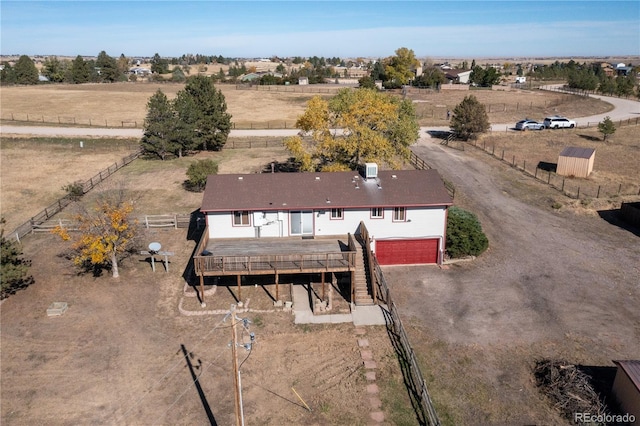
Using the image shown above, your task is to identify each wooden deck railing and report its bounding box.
[193,229,356,276]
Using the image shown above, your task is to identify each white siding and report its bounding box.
[207,206,446,240]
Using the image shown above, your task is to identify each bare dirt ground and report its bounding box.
[0,142,415,425]
[2,86,639,425]
[1,231,412,425]
[382,136,640,424]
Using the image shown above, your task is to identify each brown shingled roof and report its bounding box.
[614,360,640,391]
[201,169,453,212]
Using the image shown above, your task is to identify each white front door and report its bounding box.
[290,210,313,235]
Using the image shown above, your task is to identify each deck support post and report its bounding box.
[237,275,242,301]
[199,274,205,305]
[275,272,279,300]
[321,272,325,300]
[350,270,355,304]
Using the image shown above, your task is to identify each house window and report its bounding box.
[393,207,406,222]
[233,211,250,226]
[371,207,383,219]
[330,208,343,220]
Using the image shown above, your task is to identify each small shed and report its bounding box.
[557,147,596,178]
[611,360,640,424]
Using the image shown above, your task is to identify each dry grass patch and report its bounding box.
[471,125,640,198]
[410,88,613,126]
[0,83,329,128]
[1,83,614,129]
[0,137,291,233]
[0,137,137,231]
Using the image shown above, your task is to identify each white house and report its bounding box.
[445,69,472,84]
[200,165,453,265]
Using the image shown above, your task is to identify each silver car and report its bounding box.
[515,119,545,131]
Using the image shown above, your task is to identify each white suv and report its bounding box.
[543,116,576,129]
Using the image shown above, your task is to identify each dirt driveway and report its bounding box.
[381,136,640,423]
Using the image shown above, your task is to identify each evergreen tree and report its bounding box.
[446,207,488,258]
[450,95,490,140]
[0,62,17,85]
[117,54,130,75]
[42,56,68,82]
[96,51,120,82]
[173,75,232,152]
[70,55,91,83]
[141,90,180,160]
[1,218,35,299]
[597,116,616,141]
[14,55,39,84]
[186,159,219,192]
[151,53,169,74]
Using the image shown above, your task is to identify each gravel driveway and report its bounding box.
[392,138,640,347]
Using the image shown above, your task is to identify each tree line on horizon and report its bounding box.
[2,48,638,99]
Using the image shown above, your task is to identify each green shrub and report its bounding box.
[186,159,218,192]
[62,180,85,200]
[446,206,489,258]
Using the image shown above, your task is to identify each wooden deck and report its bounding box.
[193,233,357,277]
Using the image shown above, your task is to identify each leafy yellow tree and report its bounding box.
[384,47,421,86]
[52,191,137,278]
[285,88,419,171]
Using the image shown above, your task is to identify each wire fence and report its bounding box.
[467,139,640,200]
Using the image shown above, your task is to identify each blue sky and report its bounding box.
[1,1,638,59]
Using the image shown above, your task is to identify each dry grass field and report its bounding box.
[0,81,613,129]
[0,83,332,129]
[466,124,640,206]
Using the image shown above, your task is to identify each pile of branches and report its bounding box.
[534,359,609,422]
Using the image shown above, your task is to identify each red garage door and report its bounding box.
[375,239,439,265]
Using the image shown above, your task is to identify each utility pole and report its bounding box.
[230,304,243,426]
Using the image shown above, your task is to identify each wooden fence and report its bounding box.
[373,260,441,426]
[408,151,456,199]
[6,149,142,243]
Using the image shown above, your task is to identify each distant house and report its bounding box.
[557,147,596,178]
[240,71,283,82]
[298,77,309,85]
[611,360,640,425]
[445,69,472,84]
[129,67,151,76]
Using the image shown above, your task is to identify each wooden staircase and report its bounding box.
[353,242,375,306]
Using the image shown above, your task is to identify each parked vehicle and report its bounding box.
[515,76,526,84]
[543,116,576,129]
[515,119,544,131]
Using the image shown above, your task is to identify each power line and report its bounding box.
[114,316,230,423]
